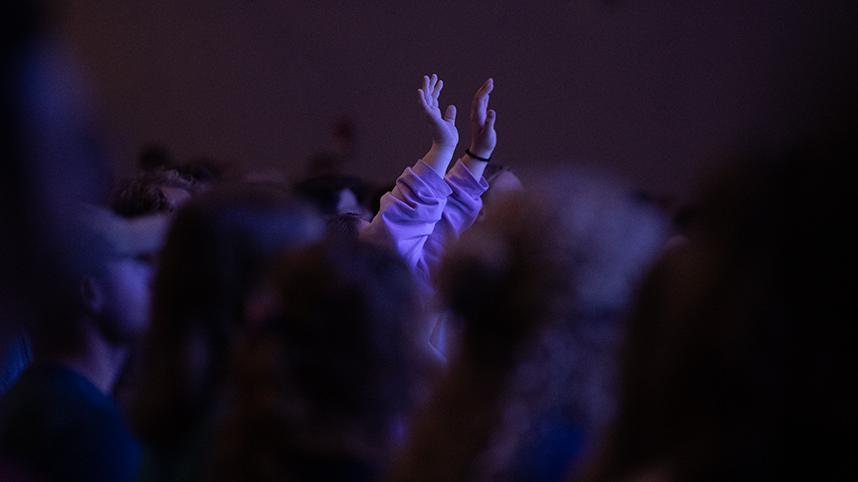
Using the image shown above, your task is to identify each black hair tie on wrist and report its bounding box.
[465,148,491,163]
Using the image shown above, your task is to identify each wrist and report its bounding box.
[423,142,456,177]
[467,144,494,160]
[429,141,456,157]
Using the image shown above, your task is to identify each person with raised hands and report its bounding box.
[361,74,498,293]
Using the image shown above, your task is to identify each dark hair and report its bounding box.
[132,184,321,448]
[582,136,856,482]
[110,170,194,218]
[174,157,229,184]
[325,212,364,240]
[207,240,426,482]
[293,174,370,217]
[391,168,666,482]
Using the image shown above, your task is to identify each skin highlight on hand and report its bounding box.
[417,73,459,177]
[469,78,497,160]
[417,73,458,150]
[463,78,497,179]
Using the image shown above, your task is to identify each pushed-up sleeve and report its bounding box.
[419,160,489,284]
[360,160,452,283]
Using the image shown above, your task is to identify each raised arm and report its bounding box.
[420,79,497,284]
[360,74,460,282]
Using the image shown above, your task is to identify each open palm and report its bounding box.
[417,73,458,149]
[469,78,497,159]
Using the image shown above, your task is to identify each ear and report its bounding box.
[80,277,105,315]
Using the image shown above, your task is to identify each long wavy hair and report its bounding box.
[391,167,667,482]
[206,239,430,482]
[132,184,321,448]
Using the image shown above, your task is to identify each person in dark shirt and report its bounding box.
[0,364,139,482]
[0,207,166,482]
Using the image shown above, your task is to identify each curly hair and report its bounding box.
[207,240,430,482]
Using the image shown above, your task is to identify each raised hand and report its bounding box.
[468,78,497,160]
[417,73,458,150]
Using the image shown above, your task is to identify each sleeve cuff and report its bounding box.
[447,160,490,194]
[412,160,454,197]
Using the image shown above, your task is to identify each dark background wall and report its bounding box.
[56,0,854,198]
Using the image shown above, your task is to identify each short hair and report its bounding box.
[110,170,193,218]
[293,174,370,217]
[325,212,364,240]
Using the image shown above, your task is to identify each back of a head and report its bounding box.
[584,135,855,482]
[293,174,371,218]
[446,166,668,422]
[24,205,166,354]
[110,169,195,218]
[133,184,322,448]
[208,240,424,482]
[446,165,667,335]
[393,167,667,482]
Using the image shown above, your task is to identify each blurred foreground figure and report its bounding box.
[1,1,110,394]
[207,240,432,482]
[132,186,322,482]
[0,208,166,482]
[581,135,856,482]
[391,167,667,482]
[1,5,139,480]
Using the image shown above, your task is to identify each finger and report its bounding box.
[433,78,444,100]
[486,109,497,130]
[478,93,490,121]
[430,73,438,93]
[417,89,429,110]
[471,95,487,125]
[475,78,494,98]
[470,79,493,123]
[444,104,457,123]
[423,75,431,99]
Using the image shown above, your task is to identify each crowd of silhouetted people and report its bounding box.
[2,2,855,482]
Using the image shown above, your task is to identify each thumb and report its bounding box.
[486,109,497,130]
[444,104,457,123]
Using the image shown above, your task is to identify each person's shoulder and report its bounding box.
[2,365,98,411]
[0,366,60,420]
[0,366,140,482]
[1,364,133,446]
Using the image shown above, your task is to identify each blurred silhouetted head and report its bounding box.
[294,174,372,221]
[111,169,194,218]
[133,185,322,448]
[392,167,667,482]
[25,206,166,360]
[479,163,524,221]
[208,239,427,482]
[583,134,856,482]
